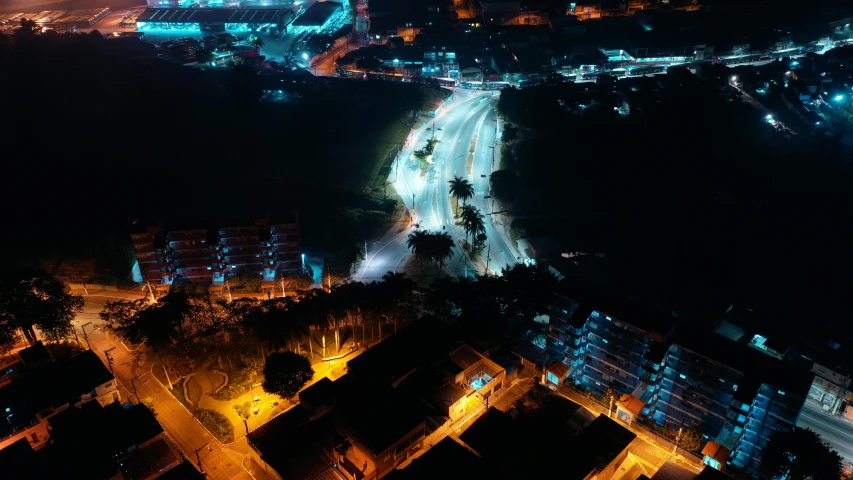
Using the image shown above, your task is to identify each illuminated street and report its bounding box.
[356,88,522,283]
[797,402,853,465]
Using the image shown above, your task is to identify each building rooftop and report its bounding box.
[17,341,52,368]
[118,438,179,480]
[346,317,457,386]
[247,405,336,479]
[651,461,699,480]
[557,284,676,339]
[547,360,569,379]
[566,415,637,478]
[138,8,286,25]
[338,385,426,455]
[673,329,814,403]
[293,1,342,26]
[383,437,481,480]
[155,461,206,480]
[298,377,336,410]
[448,344,484,370]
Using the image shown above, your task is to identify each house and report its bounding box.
[457,408,635,479]
[0,401,168,480]
[614,393,645,427]
[0,349,118,451]
[545,360,570,386]
[336,385,428,479]
[346,316,457,387]
[701,441,731,471]
[247,404,338,480]
[298,377,337,418]
[383,437,482,479]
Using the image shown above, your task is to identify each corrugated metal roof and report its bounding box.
[138,8,284,24]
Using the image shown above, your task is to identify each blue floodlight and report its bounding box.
[834,95,844,102]
[302,53,308,60]
[765,114,773,120]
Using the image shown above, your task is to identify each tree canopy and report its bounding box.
[261,351,314,399]
[0,268,83,349]
[760,428,842,480]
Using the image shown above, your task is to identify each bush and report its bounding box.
[196,409,234,443]
[171,383,191,410]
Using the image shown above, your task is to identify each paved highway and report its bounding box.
[797,402,853,466]
[70,293,254,480]
[355,88,522,283]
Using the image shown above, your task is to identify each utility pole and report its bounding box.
[485,244,491,275]
[671,425,684,455]
[104,347,116,374]
[225,278,233,302]
[145,281,156,303]
[81,322,92,350]
[162,362,173,390]
[130,372,147,404]
[195,444,211,474]
[280,278,286,299]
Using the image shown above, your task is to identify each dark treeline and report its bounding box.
[0,30,425,279]
[496,69,853,342]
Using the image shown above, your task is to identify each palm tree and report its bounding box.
[460,204,486,245]
[248,36,265,48]
[407,229,429,267]
[448,176,474,215]
[425,231,455,271]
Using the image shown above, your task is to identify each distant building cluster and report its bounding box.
[328,0,853,88]
[0,343,200,479]
[130,214,302,286]
[518,287,851,474]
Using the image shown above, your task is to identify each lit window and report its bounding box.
[778,390,785,395]
[679,374,687,380]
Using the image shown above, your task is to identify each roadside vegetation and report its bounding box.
[0,29,427,285]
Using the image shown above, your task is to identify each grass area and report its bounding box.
[367,121,411,189]
[196,409,235,444]
[171,382,191,410]
[212,364,256,401]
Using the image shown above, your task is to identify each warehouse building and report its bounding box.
[290,1,343,34]
[136,8,287,32]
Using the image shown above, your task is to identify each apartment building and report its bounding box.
[130,214,302,285]
[545,290,675,404]
[652,331,813,474]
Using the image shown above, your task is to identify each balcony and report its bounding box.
[167,230,207,242]
[220,236,260,248]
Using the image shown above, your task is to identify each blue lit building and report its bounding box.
[651,331,813,475]
[545,290,675,404]
[654,342,743,439]
[136,8,288,32]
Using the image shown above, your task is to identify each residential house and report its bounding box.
[0,349,118,451]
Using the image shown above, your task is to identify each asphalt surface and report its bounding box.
[354,88,521,284]
[70,293,254,480]
[797,401,853,466]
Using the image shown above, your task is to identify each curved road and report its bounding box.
[355,88,522,283]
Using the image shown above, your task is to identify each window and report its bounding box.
[605,352,618,362]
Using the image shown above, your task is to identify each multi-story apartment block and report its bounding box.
[130,214,302,286]
[545,291,675,404]
[129,225,170,284]
[167,228,221,283]
[652,332,812,475]
[654,342,742,438]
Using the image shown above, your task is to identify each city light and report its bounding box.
[834,95,844,102]
[730,76,737,82]
[302,53,308,60]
